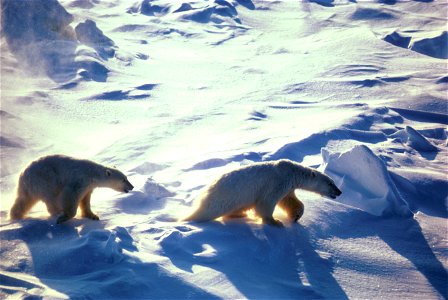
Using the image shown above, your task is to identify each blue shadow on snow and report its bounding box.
[160,221,348,299]
[0,218,218,299]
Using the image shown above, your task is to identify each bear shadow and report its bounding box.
[0,218,218,299]
[316,209,448,299]
[160,220,348,299]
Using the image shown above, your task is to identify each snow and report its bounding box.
[1,0,447,299]
[321,145,412,217]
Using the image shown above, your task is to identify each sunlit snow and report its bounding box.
[1,0,447,299]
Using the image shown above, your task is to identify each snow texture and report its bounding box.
[1,0,447,299]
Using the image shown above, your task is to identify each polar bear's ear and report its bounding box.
[106,169,112,177]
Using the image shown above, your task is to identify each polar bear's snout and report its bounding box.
[328,184,342,199]
[317,175,343,200]
[336,188,342,196]
[329,186,342,199]
[123,180,134,193]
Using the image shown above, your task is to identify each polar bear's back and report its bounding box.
[188,162,285,221]
[207,163,279,199]
[19,155,103,199]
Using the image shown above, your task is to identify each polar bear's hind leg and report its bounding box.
[10,181,38,220]
[10,195,37,220]
[56,186,83,224]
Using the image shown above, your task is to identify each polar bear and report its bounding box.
[184,159,342,227]
[10,155,134,224]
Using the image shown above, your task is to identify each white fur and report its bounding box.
[185,159,341,226]
[10,155,134,223]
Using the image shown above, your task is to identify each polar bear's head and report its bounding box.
[277,159,341,199]
[101,168,134,193]
[305,170,342,199]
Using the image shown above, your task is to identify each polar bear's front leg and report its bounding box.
[80,192,99,220]
[277,191,304,222]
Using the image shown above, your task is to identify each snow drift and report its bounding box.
[384,30,448,59]
[321,145,412,217]
[127,0,248,25]
[1,0,115,83]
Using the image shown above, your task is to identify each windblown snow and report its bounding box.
[1,0,447,299]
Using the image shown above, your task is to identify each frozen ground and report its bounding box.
[1,0,447,299]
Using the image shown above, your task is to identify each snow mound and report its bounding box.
[308,0,335,7]
[157,223,322,299]
[127,0,168,16]
[383,31,412,48]
[1,221,133,276]
[1,0,74,48]
[384,31,448,59]
[128,0,245,25]
[390,107,448,125]
[267,128,386,162]
[143,179,176,199]
[351,7,396,20]
[390,170,448,218]
[75,20,116,58]
[390,126,439,152]
[321,145,412,217]
[86,89,150,101]
[1,0,116,83]
[405,126,438,152]
[0,221,217,298]
[409,31,448,59]
[116,179,175,215]
[176,2,241,24]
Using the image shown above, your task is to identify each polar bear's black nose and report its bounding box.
[124,181,134,193]
[335,188,342,196]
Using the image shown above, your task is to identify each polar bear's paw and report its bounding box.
[81,210,100,220]
[84,213,100,221]
[56,214,72,224]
